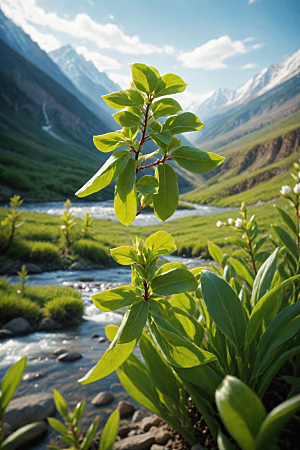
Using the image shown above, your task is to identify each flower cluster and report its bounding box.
[216,217,244,229]
[280,159,300,198]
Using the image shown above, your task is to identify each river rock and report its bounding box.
[118,424,133,438]
[57,351,82,362]
[98,336,106,343]
[132,410,145,423]
[78,276,94,282]
[118,401,136,418]
[91,391,114,406]
[0,329,14,339]
[38,317,62,331]
[23,371,44,381]
[3,317,32,336]
[113,432,156,450]
[9,422,48,450]
[155,429,171,445]
[4,392,55,430]
[53,348,68,356]
[69,262,85,270]
[90,333,99,339]
[25,263,43,274]
[140,415,162,432]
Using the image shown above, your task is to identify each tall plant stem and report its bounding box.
[246,236,257,276]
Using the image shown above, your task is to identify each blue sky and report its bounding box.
[0,0,299,106]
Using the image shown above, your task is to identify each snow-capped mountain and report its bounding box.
[49,45,120,113]
[189,48,300,119]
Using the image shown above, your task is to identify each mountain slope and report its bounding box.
[49,45,120,114]
[189,88,234,120]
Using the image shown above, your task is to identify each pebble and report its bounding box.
[90,333,99,339]
[91,391,114,406]
[22,372,44,382]
[118,401,136,418]
[57,351,82,362]
[132,410,145,423]
[53,348,68,356]
[98,336,106,343]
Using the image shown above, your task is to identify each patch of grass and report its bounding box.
[71,239,112,265]
[28,241,61,265]
[0,292,42,326]
[22,285,81,307]
[43,297,84,325]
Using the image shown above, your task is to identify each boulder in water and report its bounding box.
[3,317,32,336]
[57,351,82,362]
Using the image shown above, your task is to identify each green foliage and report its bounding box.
[1,195,24,251]
[0,292,42,326]
[17,264,28,297]
[43,296,84,326]
[60,199,76,250]
[82,211,93,239]
[75,63,224,226]
[71,239,110,265]
[28,241,61,265]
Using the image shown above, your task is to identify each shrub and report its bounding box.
[25,285,81,307]
[0,293,42,326]
[72,239,111,265]
[44,297,84,325]
[0,276,10,290]
[28,241,61,265]
[7,239,31,260]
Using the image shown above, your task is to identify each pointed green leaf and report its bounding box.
[48,417,69,435]
[110,246,139,265]
[172,147,224,174]
[151,268,198,296]
[53,390,68,417]
[154,73,187,97]
[114,157,137,226]
[275,206,297,236]
[1,423,41,448]
[100,409,120,450]
[208,241,223,263]
[103,89,144,109]
[153,163,178,222]
[251,248,279,307]
[272,225,298,260]
[229,257,254,287]
[144,230,176,258]
[113,111,141,127]
[136,175,158,195]
[0,356,26,414]
[152,98,182,119]
[163,113,204,134]
[118,301,149,344]
[149,130,172,149]
[93,132,126,153]
[131,63,158,93]
[92,286,143,312]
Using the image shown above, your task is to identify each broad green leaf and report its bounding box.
[153,164,178,222]
[251,248,279,307]
[131,63,158,93]
[272,225,298,260]
[275,206,297,236]
[253,235,269,255]
[170,292,196,316]
[175,364,222,399]
[154,73,187,97]
[201,270,247,352]
[113,111,141,127]
[53,390,68,417]
[92,286,143,312]
[225,237,249,251]
[215,376,266,450]
[208,241,223,263]
[139,332,180,404]
[163,113,204,135]
[100,409,120,450]
[245,276,299,347]
[105,324,118,341]
[144,230,176,258]
[114,157,137,226]
[149,130,172,149]
[110,245,139,265]
[171,306,204,346]
[103,89,144,109]
[155,262,187,277]
[136,175,158,195]
[229,257,254,287]
[1,423,41,448]
[122,126,139,139]
[152,98,182,119]
[148,120,162,133]
[76,151,129,197]
[93,132,126,153]
[255,394,300,450]
[78,320,137,384]
[118,301,149,344]
[48,417,69,435]
[172,147,224,174]
[151,268,198,296]
[0,356,26,414]
[217,430,237,450]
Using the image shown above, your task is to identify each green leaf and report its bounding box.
[170,292,196,316]
[114,157,137,226]
[152,98,182,119]
[99,409,120,450]
[201,270,247,352]
[105,324,118,341]
[113,111,141,127]
[163,113,204,135]
[1,423,41,448]
[144,230,176,258]
[255,394,300,450]
[0,356,26,414]
[229,257,254,287]
[217,430,237,450]
[131,63,158,93]
[151,268,198,296]
[76,150,129,197]
[48,417,69,435]
[155,262,187,277]
[81,417,99,450]
[154,73,187,97]
[153,164,178,222]
[148,120,162,133]
[287,378,300,399]
[245,276,300,348]
[149,130,172,149]
[175,364,222,399]
[171,306,204,346]
[275,206,297,236]
[172,147,224,174]
[92,286,143,312]
[53,390,68,417]
[93,132,126,153]
[215,376,266,450]
[251,248,279,307]
[118,301,149,344]
[272,225,298,261]
[110,245,139,265]
[208,241,223,263]
[225,237,249,251]
[103,89,144,109]
[136,175,158,195]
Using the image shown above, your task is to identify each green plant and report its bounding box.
[44,296,84,325]
[1,195,24,251]
[0,277,10,291]
[29,241,61,265]
[0,293,42,326]
[17,264,28,297]
[81,211,93,239]
[48,391,119,450]
[0,358,40,449]
[60,199,76,251]
[76,63,224,226]
[71,240,110,265]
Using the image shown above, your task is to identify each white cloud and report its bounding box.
[109,73,132,89]
[22,22,61,52]
[178,35,261,70]
[240,63,256,69]
[164,45,175,55]
[0,0,165,55]
[249,0,260,4]
[180,90,215,109]
[76,46,121,71]
[109,14,114,20]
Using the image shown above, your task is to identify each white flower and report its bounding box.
[228,218,234,225]
[280,185,291,196]
[216,221,223,228]
[235,218,243,228]
[298,171,300,179]
[294,183,300,195]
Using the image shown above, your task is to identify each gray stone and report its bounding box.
[128,429,137,437]
[132,410,145,423]
[0,329,14,339]
[92,391,114,406]
[118,401,136,418]
[78,276,94,281]
[24,263,42,274]
[69,262,85,270]
[140,415,162,432]
[98,336,106,343]
[57,351,82,362]
[155,430,171,445]
[53,348,68,356]
[113,432,156,450]
[38,317,62,331]
[90,333,99,339]
[22,371,44,381]
[4,393,55,430]
[9,422,48,450]
[118,425,132,438]
[3,317,32,336]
